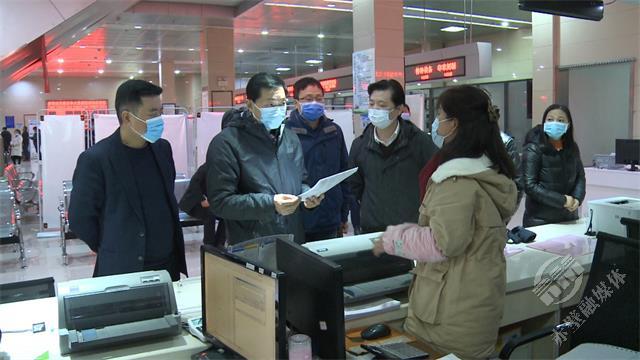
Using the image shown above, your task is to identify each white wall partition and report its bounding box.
[326,109,355,152]
[405,94,425,131]
[162,114,188,176]
[196,112,224,167]
[92,113,188,176]
[93,114,119,143]
[41,115,85,229]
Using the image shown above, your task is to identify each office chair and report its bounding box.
[499,231,639,359]
[620,217,639,240]
[0,277,55,304]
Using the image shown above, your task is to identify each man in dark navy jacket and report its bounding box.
[287,77,351,241]
[69,80,186,280]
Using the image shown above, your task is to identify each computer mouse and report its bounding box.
[361,323,391,340]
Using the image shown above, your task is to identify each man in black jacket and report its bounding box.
[179,163,225,247]
[501,131,523,205]
[207,73,323,245]
[349,79,437,233]
[69,80,186,280]
[1,127,11,163]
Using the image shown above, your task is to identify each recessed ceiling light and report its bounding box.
[129,75,134,79]
[134,25,142,29]
[244,71,249,74]
[326,52,333,56]
[441,26,466,33]
[174,69,181,74]
[56,87,61,91]
[317,33,325,38]
[261,30,269,35]
[237,49,244,53]
[56,69,64,74]
[327,4,335,7]
[98,69,104,74]
[149,80,153,83]
[105,58,112,64]
[539,65,545,69]
[501,21,510,27]
[305,59,322,64]
[136,46,143,50]
[452,79,458,83]
[57,58,64,63]
[188,48,195,51]
[417,83,421,86]
[512,72,517,78]
[496,48,502,52]
[138,69,143,74]
[283,51,289,54]
[275,67,291,71]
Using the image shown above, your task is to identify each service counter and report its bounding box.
[0,220,591,359]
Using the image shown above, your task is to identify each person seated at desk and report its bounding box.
[179,163,225,248]
[522,104,586,227]
[206,73,323,245]
[69,80,187,281]
[373,85,518,359]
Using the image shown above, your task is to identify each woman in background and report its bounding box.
[10,129,23,165]
[522,104,586,227]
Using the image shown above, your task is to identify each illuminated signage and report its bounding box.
[46,99,109,115]
[405,57,466,82]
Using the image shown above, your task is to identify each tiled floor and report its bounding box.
[0,211,205,285]
[0,160,204,286]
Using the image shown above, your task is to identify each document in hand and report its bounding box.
[299,167,358,201]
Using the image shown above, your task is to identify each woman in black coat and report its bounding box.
[522,104,586,227]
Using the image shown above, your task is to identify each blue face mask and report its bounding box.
[300,102,325,121]
[431,117,453,148]
[368,108,393,129]
[259,105,287,130]
[544,121,569,140]
[130,113,164,143]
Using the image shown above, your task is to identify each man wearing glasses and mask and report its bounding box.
[207,73,323,245]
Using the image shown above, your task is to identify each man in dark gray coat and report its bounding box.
[349,79,437,234]
[207,73,323,245]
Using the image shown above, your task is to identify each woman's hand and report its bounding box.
[564,195,579,212]
[372,238,386,257]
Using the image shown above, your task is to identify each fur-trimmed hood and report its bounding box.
[432,155,517,221]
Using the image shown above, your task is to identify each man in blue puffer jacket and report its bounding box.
[287,77,351,241]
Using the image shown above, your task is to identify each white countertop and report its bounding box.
[0,220,593,359]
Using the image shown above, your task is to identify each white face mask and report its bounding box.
[368,108,393,129]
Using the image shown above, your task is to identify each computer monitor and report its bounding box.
[230,235,346,359]
[518,0,604,21]
[200,245,288,359]
[615,139,640,171]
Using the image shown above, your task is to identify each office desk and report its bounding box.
[0,279,209,360]
[0,221,592,359]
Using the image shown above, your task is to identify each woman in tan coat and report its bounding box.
[374,85,518,359]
